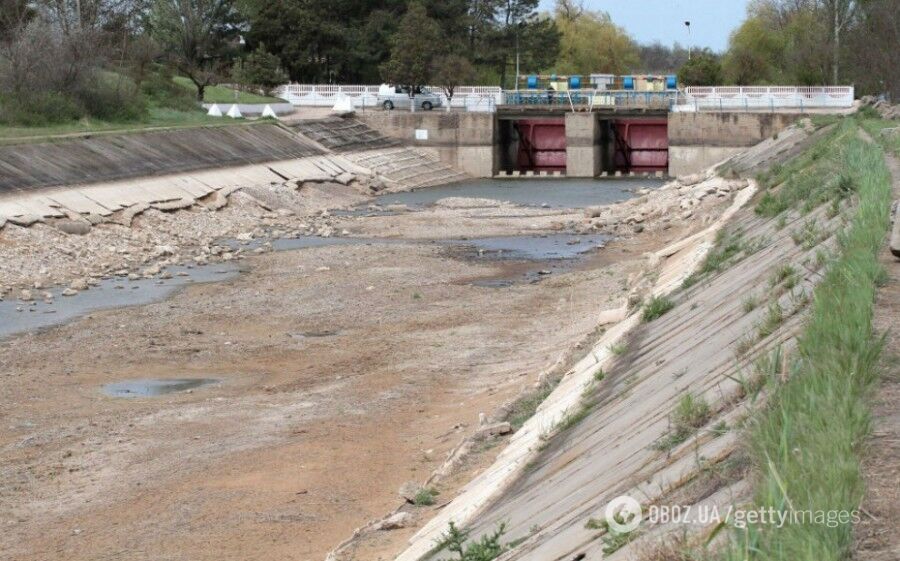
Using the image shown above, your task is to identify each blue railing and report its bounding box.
[501,89,679,110]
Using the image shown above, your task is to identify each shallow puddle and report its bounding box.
[0,263,240,339]
[103,378,219,398]
[448,233,609,261]
[373,177,665,209]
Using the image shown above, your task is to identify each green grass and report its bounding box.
[507,383,555,431]
[413,487,438,506]
[652,393,712,452]
[0,106,249,144]
[642,295,676,322]
[718,118,891,561]
[173,77,286,103]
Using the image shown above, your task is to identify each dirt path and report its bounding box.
[0,233,649,561]
[854,147,900,561]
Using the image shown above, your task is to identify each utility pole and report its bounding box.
[685,21,691,60]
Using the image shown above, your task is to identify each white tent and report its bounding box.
[206,104,223,117]
[261,104,278,118]
[226,104,243,118]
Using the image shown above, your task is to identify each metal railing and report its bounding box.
[501,89,678,110]
[674,86,855,112]
[273,84,503,111]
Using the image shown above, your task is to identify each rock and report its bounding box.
[236,232,253,241]
[127,273,140,281]
[475,422,513,439]
[154,245,176,257]
[61,288,78,297]
[70,279,89,291]
[334,172,355,185]
[276,208,295,217]
[8,214,42,227]
[315,266,331,272]
[399,481,422,503]
[633,224,645,233]
[56,220,92,235]
[142,265,161,277]
[160,271,173,280]
[375,512,414,531]
[19,289,33,301]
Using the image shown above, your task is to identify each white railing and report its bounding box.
[274,84,503,111]
[674,86,854,112]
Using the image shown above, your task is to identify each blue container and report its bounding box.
[568,76,581,89]
[666,75,677,89]
[526,75,538,89]
[623,76,634,90]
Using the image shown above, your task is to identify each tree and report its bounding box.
[232,42,285,95]
[677,49,723,86]
[821,0,857,83]
[553,2,639,75]
[150,0,239,101]
[380,1,441,91]
[433,54,475,106]
[722,16,785,84]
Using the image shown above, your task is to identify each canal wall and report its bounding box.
[668,111,805,176]
[356,112,497,177]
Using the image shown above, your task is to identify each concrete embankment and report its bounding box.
[336,120,842,561]
[0,117,468,291]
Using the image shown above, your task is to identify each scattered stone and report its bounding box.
[375,512,414,531]
[61,288,78,296]
[475,422,513,439]
[70,279,89,291]
[19,289,33,301]
[56,220,92,235]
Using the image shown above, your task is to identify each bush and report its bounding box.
[74,73,146,122]
[0,91,83,126]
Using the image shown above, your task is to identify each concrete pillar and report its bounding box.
[565,113,600,178]
[457,113,497,178]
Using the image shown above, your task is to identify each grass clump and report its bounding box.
[742,295,759,313]
[507,383,554,431]
[413,487,438,506]
[717,119,891,561]
[642,295,676,322]
[436,521,508,561]
[652,393,712,451]
[756,301,784,339]
[608,342,628,356]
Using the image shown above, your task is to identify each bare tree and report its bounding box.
[821,0,857,83]
[149,0,238,101]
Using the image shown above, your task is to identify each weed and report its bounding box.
[608,342,628,356]
[756,301,784,339]
[710,420,729,437]
[652,394,712,451]
[791,219,828,250]
[436,521,507,561]
[642,295,676,322]
[769,264,797,287]
[742,295,758,313]
[775,214,787,230]
[414,487,438,506]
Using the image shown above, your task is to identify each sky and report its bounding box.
[538,0,752,52]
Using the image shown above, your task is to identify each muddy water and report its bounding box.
[102,378,219,398]
[374,177,665,209]
[0,177,658,339]
[0,264,239,339]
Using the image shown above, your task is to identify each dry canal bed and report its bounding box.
[0,177,691,561]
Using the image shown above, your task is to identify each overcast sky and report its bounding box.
[538,0,751,52]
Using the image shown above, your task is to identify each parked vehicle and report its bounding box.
[377,84,442,111]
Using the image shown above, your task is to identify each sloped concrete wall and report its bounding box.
[0,123,323,196]
[668,112,804,176]
[358,112,497,177]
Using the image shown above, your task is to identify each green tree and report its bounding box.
[722,16,785,84]
[553,1,639,75]
[233,43,286,95]
[150,0,240,101]
[380,1,441,91]
[433,54,476,104]
[677,49,723,86]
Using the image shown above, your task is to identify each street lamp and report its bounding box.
[684,21,691,60]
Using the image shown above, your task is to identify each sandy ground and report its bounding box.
[0,168,735,561]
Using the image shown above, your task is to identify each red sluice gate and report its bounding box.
[614,119,668,173]
[515,119,566,172]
